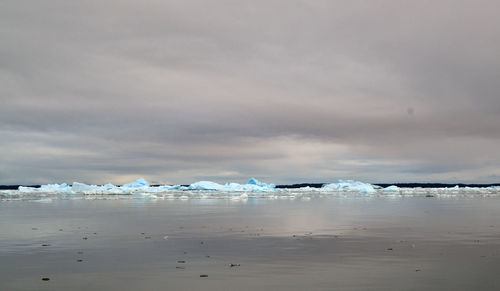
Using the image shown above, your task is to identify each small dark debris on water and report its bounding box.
[32,228,38,230]
[200,241,204,244]
[93,232,97,235]
[206,255,210,258]
[176,266,185,269]
[82,237,88,240]
[42,244,50,247]
[415,269,421,272]
[41,277,50,281]
[425,194,434,198]
[144,236,151,239]
[76,259,83,262]
[59,229,63,231]
[183,251,188,254]
[387,248,393,251]
[141,232,145,235]
[229,263,240,267]
[200,274,208,277]
[77,251,83,254]
[177,260,186,263]
[292,235,296,237]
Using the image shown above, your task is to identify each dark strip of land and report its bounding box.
[0,185,41,190]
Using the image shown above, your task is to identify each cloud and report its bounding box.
[1,0,500,184]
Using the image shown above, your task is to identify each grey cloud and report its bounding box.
[1,0,500,184]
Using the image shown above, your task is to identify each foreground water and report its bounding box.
[1,195,500,290]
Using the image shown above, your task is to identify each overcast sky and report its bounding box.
[1,0,500,185]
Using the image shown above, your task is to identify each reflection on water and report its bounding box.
[1,196,500,290]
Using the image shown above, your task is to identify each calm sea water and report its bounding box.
[1,196,500,290]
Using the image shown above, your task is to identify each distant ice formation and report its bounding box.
[2,178,500,201]
[123,178,149,188]
[383,185,400,192]
[15,178,277,194]
[322,180,376,194]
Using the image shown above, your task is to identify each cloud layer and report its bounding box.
[1,0,500,184]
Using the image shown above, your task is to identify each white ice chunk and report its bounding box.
[40,183,72,193]
[71,182,94,192]
[18,186,38,193]
[383,185,400,192]
[247,177,275,188]
[188,181,224,190]
[187,178,275,192]
[123,178,149,188]
[322,180,376,194]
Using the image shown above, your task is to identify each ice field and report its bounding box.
[2,178,500,202]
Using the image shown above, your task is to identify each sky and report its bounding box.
[1,0,500,185]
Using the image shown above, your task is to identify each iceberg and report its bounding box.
[247,178,275,188]
[71,182,96,192]
[71,182,123,194]
[187,178,275,192]
[123,178,149,188]
[18,186,39,193]
[383,185,400,192]
[188,181,224,191]
[38,183,72,193]
[321,180,376,194]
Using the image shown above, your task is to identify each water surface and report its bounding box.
[1,196,500,290]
